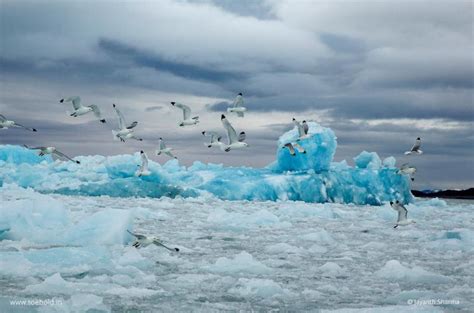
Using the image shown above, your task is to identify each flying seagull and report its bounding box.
[202,131,223,148]
[0,114,37,132]
[221,114,248,152]
[398,163,416,181]
[112,104,142,142]
[390,200,416,228]
[60,96,106,123]
[282,142,306,156]
[405,137,423,155]
[135,151,151,177]
[292,118,309,140]
[170,102,199,126]
[227,93,247,117]
[156,138,177,159]
[23,145,80,164]
[127,230,179,251]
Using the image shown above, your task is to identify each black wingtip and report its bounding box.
[59,99,64,103]
[76,161,81,164]
[201,131,205,135]
[303,151,307,154]
[171,101,175,105]
[113,104,116,107]
[240,131,245,135]
[174,248,180,252]
[390,201,393,205]
[411,178,415,181]
[100,119,106,123]
[140,150,144,153]
[238,92,242,96]
[32,128,37,132]
[159,137,162,140]
[221,114,225,119]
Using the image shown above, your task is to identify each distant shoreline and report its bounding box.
[412,188,474,200]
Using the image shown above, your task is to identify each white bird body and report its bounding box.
[156,138,177,159]
[0,114,37,131]
[227,93,247,117]
[136,151,151,177]
[220,114,248,152]
[60,96,105,123]
[282,142,306,156]
[171,102,199,126]
[390,201,416,228]
[292,118,309,140]
[112,104,141,142]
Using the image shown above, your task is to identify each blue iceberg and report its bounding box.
[0,122,412,204]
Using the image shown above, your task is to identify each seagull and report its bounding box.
[293,118,309,140]
[398,163,416,181]
[202,131,223,148]
[282,142,306,156]
[0,114,37,132]
[112,104,142,142]
[23,145,80,164]
[127,230,179,251]
[156,138,177,159]
[227,93,247,117]
[135,151,151,177]
[170,102,199,126]
[221,114,248,152]
[390,200,416,228]
[60,96,106,123]
[405,137,423,155]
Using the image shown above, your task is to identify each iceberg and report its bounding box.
[0,122,412,204]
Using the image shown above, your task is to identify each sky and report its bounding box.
[0,0,473,189]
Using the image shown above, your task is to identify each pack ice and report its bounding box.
[0,122,412,204]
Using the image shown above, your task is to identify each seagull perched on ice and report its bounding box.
[398,163,416,181]
[282,142,306,156]
[404,137,423,155]
[390,200,416,228]
[202,131,223,148]
[112,104,142,142]
[156,138,177,159]
[127,230,179,251]
[135,151,151,177]
[0,114,37,132]
[170,102,199,126]
[60,96,106,123]
[227,93,247,117]
[23,145,80,164]
[221,114,248,152]
[292,118,309,140]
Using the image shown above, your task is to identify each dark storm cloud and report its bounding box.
[98,38,246,83]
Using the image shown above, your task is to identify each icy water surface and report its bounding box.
[0,185,472,312]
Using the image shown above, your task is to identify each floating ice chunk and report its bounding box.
[0,144,52,164]
[265,243,303,255]
[273,122,337,172]
[375,260,451,284]
[41,294,111,313]
[301,229,335,245]
[207,208,280,231]
[228,278,288,298]
[416,198,447,207]
[207,251,271,275]
[319,262,346,277]
[354,151,382,170]
[321,305,444,313]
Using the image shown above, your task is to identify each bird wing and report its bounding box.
[284,143,295,155]
[302,121,309,135]
[292,142,305,153]
[113,105,127,130]
[69,96,82,110]
[232,95,243,108]
[203,131,220,143]
[127,230,146,240]
[159,139,166,150]
[24,145,46,150]
[396,203,408,222]
[238,131,246,142]
[411,138,421,151]
[127,121,138,129]
[293,120,305,137]
[165,151,176,159]
[140,152,148,171]
[0,114,6,122]
[88,105,102,119]
[175,103,191,120]
[53,150,76,162]
[221,115,238,144]
[13,122,35,131]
